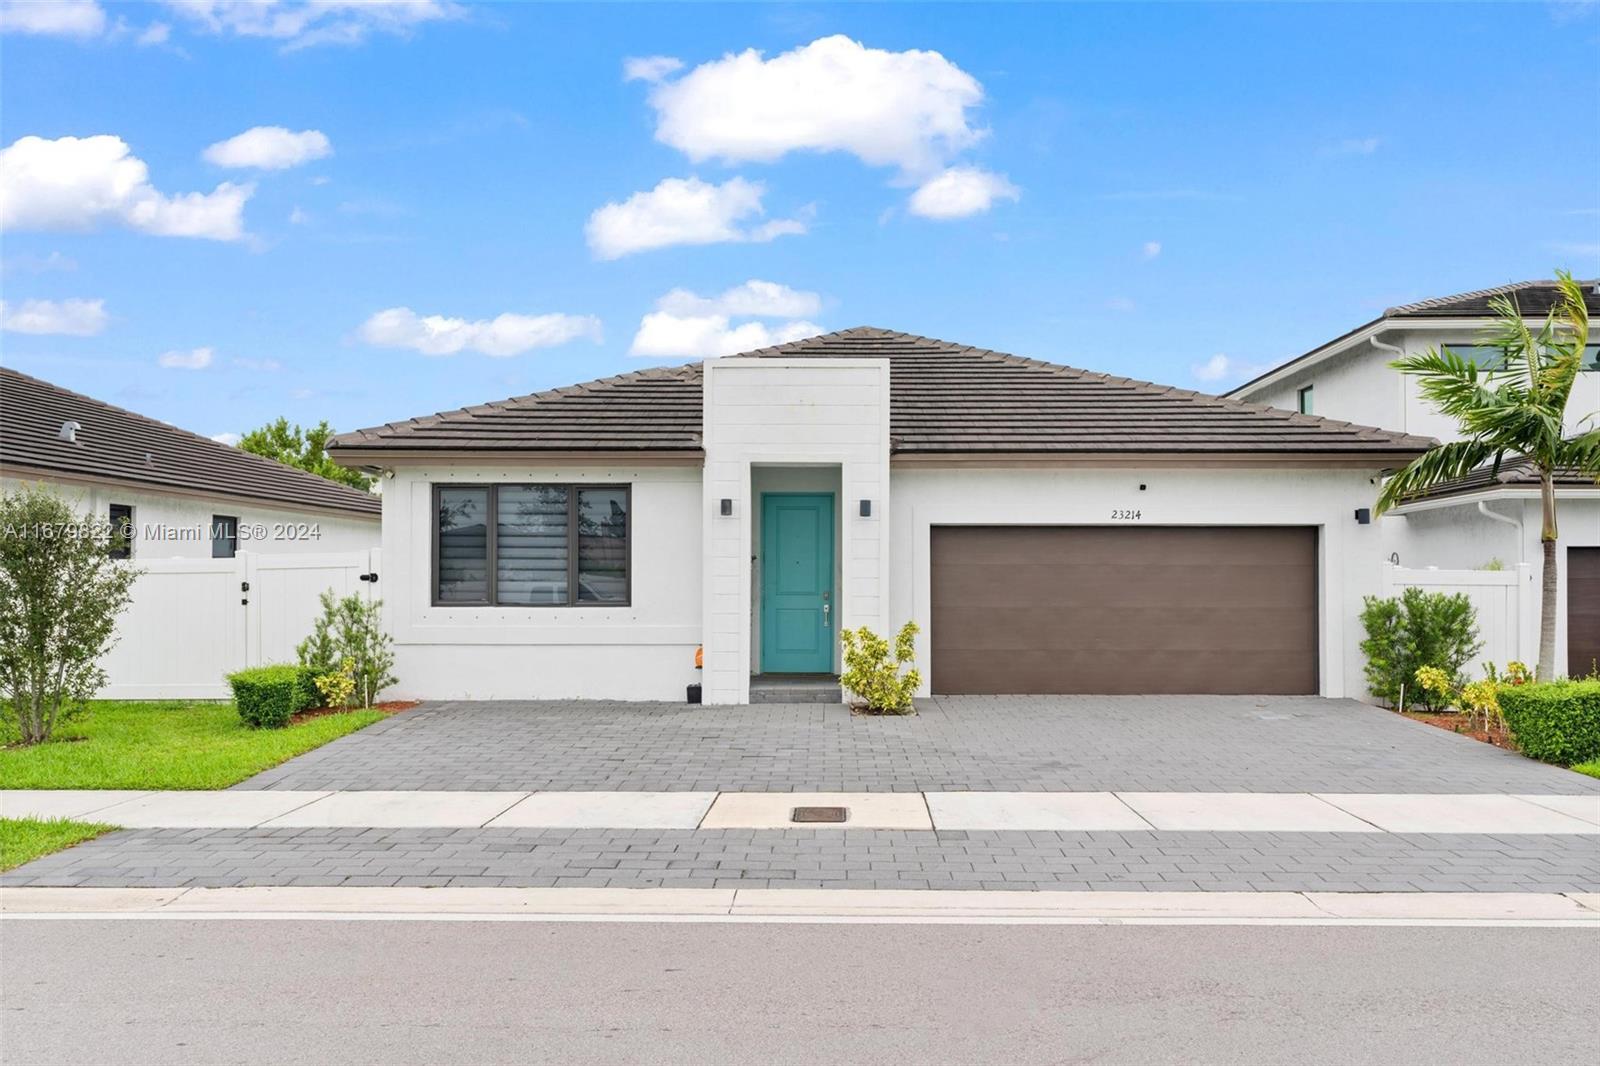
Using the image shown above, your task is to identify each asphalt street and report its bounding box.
[1,919,1594,1065]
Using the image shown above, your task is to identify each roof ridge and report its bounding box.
[1,366,378,506]
[1384,279,1595,316]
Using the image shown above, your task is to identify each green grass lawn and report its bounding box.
[1573,760,1600,781]
[0,701,384,790]
[0,817,116,871]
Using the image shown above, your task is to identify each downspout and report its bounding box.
[1369,329,1407,430]
[1476,500,1524,566]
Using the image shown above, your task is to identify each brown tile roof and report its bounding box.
[1386,279,1600,318]
[1401,457,1599,504]
[329,327,1436,459]
[1,367,381,517]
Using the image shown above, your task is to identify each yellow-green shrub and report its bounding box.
[840,622,921,715]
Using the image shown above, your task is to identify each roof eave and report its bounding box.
[0,462,382,519]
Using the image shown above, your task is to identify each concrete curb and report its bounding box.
[4,886,1599,926]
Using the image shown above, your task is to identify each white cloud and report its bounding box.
[907,166,1018,220]
[630,312,823,360]
[1190,353,1273,385]
[0,0,105,37]
[203,127,331,170]
[630,281,825,359]
[210,431,241,446]
[163,0,461,50]
[158,346,215,370]
[0,134,252,241]
[1,250,77,274]
[645,35,984,177]
[288,206,309,224]
[1142,241,1162,259]
[623,55,683,83]
[357,307,602,357]
[657,280,822,319]
[585,176,805,259]
[137,21,170,45]
[0,297,107,335]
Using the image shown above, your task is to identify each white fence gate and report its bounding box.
[99,549,380,700]
[1380,561,1536,672]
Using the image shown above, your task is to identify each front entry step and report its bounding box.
[750,675,842,704]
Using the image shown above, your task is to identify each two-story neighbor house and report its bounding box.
[329,327,1434,704]
[1228,281,1600,677]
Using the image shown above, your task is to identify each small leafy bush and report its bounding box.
[227,664,317,729]
[297,591,396,708]
[1498,679,1600,766]
[1359,588,1481,709]
[1414,665,1504,732]
[314,661,356,711]
[840,622,921,715]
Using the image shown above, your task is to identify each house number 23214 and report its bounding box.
[1110,509,1142,520]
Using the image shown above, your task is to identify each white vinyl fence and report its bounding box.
[1380,561,1536,672]
[99,549,380,700]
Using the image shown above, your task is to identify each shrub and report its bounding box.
[1498,679,1600,766]
[314,661,356,711]
[0,485,140,745]
[840,622,921,715]
[297,591,396,708]
[1359,588,1481,709]
[228,664,317,729]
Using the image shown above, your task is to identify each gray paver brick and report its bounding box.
[229,696,1600,794]
[4,826,1595,893]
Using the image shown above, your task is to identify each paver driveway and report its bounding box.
[236,696,1600,794]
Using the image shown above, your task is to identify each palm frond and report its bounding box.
[1552,429,1600,481]
[1375,439,1500,515]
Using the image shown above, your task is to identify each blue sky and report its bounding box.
[2,1,1598,444]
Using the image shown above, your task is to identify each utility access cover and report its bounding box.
[791,806,848,823]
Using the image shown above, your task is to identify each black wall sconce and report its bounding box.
[720,498,733,516]
[1354,507,1371,525]
[859,499,872,517]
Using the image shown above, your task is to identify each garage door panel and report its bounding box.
[1570,548,1600,678]
[931,526,1318,694]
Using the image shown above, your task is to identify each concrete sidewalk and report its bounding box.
[6,788,1597,833]
[4,885,1600,925]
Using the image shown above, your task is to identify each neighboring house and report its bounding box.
[1228,281,1600,677]
[329,327,1432,704]
[0,367,380,559]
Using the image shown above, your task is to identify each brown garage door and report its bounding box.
[1570,547,1600,678]
[930,526,1319,695]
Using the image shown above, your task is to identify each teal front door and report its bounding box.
[760,493,834,674]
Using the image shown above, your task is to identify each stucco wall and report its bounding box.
[1,475,378,558]
[380,462,703,701]
[889,464,1393,699]
[700,358,891,704]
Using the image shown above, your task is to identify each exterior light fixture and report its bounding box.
[1354,508,1371,525]
[720,498,733,516]
[859,499,872,517]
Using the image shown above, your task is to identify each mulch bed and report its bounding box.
[289,700,420,725]
[1402,710,1516,752]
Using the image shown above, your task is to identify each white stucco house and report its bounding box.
[329,327,1439,705]
[1228,280,1600,677]
[0,367,381,558]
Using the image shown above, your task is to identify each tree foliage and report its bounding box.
[296,590,396,708]
[0,485,140,745]
[237,418,375,491]
[1375,271,1599,677]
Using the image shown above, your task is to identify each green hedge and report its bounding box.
[226,664,319,729]
[1499,680,1600,766]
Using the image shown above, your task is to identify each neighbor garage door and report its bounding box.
[930,526,1318,695]
[1570,547,1600,678]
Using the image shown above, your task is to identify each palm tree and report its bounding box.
[1376,271,1599,679]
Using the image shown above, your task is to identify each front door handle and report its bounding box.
[822,602,830,628]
